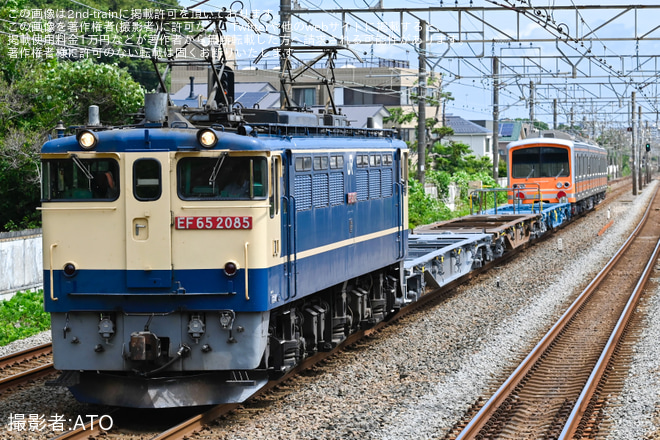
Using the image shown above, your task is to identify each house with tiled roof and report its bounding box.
[170,79,280,109]
[443,114,493,161]
[471,120,533,155]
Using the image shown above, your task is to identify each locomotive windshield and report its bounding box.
[511,146,569,179]
[41,158,119,201]
[178,156,267,200]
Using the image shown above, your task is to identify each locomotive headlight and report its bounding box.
[197,128,218,148]
[224,261,238,276]
[556,182,562,189]
[77,130,98,150]
[564,182,570,188]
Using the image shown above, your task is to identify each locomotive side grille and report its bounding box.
[295,175,312,211]
[382,168,393,198]
[313,174,329,208]
[356,170,368,201]
[369,169,381,199]
[329,172,344,206]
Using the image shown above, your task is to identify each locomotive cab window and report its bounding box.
[42,157,119,201]
[133,159,161,201]
[178,156,267,200]
[511,147,569,179]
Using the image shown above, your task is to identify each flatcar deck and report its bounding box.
[402,201,575,296]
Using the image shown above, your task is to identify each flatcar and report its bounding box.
[506,134,607,213]
[41,93,409,408]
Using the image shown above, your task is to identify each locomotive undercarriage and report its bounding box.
[48,266,403,407]
[267,266,400,376]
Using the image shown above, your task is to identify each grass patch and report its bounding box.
[0,289,50,346]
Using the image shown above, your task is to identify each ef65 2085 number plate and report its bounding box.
[175,216,252,230]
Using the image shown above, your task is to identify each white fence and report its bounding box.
[0,229,43,301]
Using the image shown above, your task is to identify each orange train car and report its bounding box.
[506,135,607,214]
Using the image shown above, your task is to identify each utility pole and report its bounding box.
[646,120,651,184]
[638,105,643,189]
[529,80,534,130]
[417,20,427,186]
[632,92,637,196]
[553,98,557,130]
[279,0,292,109]
[492,56,500,182]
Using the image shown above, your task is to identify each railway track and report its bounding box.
[444,182,660,438]
[0,342,54,393]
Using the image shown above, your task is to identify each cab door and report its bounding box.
[124,153,173,288]
[281,150,296,300]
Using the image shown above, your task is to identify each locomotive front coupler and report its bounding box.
[129,331,162,361]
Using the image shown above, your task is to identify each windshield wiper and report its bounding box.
[555,168,564,179]
[526,166,535,180]
[71,154,94,179]
[209,152,227,187]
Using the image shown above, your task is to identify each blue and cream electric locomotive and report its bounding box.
[41,85,409,407]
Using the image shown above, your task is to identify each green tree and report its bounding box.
[24,58,144,128]
[407,179,450,229]
[0,58,144,231]
[430,140,493,175]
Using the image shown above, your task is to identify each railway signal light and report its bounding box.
[646,143,651,152]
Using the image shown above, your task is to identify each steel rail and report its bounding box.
[560,233,660,437]
[0,343,54,393]
[0,342,51,369]
[456,184,658,439]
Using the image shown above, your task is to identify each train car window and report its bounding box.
[539,147,569,177]
[313,156,329,170]
[133,159,161,201]
[357,155,369,167]
[330,155,345,169]
[41,158,119,201]
[270,157,280,218]
[511,147,569,178]
[178,156,267,200]
[295,156,312,172]
[370,155,381,167]
[402,151,409,192]
[579,154,584,179]
[383,154,393,166]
